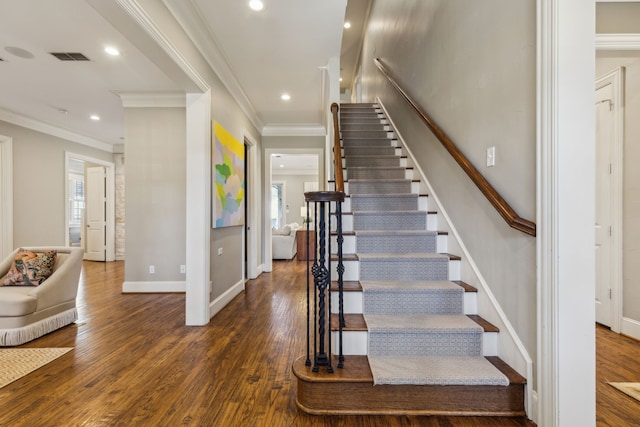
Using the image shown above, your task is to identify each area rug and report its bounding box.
[0,348,73,389]
[608,382,640,402]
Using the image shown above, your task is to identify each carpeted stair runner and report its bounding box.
[340,103,509,387]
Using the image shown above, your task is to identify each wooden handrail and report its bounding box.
[374,58,536,237]
[330,103,344,193]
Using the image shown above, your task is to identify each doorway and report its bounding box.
[593,63,625,334]
[264,149,323,272]
[65,152,116,261]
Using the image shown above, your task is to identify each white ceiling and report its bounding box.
[0,0,368,149]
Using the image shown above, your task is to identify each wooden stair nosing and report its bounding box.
[329,280,476,294]
[329,253,457,262]
[293,355,526,416]
[330,281,362,292]
[330,313,499,333]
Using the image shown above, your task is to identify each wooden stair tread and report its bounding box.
[293,355,526,416]
[453,280,478,293]
[330,281,362,292]
[329,280,477,293]
[331,313,367,331]
[293,355,525,385]
[468,315,500,333]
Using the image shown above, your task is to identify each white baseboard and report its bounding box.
[122,281,186,293]
[621,317,640,341]
[210,279,245,318]
[529,390,538,424]
[256,264,264,276]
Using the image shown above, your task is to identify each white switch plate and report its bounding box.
[486,146,496,167]
[218,248,223,255]
[180,265,186,274]
[149,265,155,274]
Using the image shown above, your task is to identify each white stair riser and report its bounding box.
[330,290,478,316]
[427,212,438,230]
[464,293,477,315]
[331,291,363,314]
[332,331,368,355]
[333,330,498,356]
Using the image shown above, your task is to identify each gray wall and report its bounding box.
[124,107,186,283]
[358,0,537,356]
[0,121,114,247]
[210,72,262,301]
[597,3,640,33]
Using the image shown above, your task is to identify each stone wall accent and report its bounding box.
[115,153,125,260]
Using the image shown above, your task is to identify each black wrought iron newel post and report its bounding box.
[304,191,345,373]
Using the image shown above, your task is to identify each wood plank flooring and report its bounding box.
[0,259,634,426]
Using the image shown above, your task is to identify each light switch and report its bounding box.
[486,146,496,167]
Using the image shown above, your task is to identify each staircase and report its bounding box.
[293,103,526,416]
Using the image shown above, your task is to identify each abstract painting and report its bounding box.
[212,121,245,228]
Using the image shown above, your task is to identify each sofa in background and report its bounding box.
[0,246,83,346]
[272,223,300,260]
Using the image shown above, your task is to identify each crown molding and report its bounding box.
[0,108,114,153]
[596,33,640,50]
[117,92,186,108]
[162,0,264,132]
[262,125,327,136]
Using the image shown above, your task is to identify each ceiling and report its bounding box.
[0,0,370,150]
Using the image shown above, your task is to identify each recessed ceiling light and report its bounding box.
[281,93,291,101]
[249,0,264,11]
[339,77,343,82]
[104,46,120,56]
[90,114,101,121]
[279,164,284,168]
[344,22,351,29]
[4,46,34,59]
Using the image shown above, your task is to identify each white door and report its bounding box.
[85,166,106,261]
[595,83,614,327]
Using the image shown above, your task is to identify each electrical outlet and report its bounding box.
[180,265,186,274]
[149,265,155,274]
[218,248,223,256]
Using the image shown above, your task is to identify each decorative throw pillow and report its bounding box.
[2,249,57,286]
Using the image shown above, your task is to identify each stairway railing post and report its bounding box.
[305,191,345,373]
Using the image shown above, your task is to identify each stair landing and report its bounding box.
[293,355,526,416]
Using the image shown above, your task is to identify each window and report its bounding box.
[68,173,85,225]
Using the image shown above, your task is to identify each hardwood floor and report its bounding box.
[1,259,634,426]
[596,324,640,426]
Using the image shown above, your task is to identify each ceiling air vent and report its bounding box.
[50,52,90,61]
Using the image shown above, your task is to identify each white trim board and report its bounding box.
[0,108,114,153]
[210,279,244,318]
[122,281,186,293]
[621,317,640,341]
[596,34,640,51]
